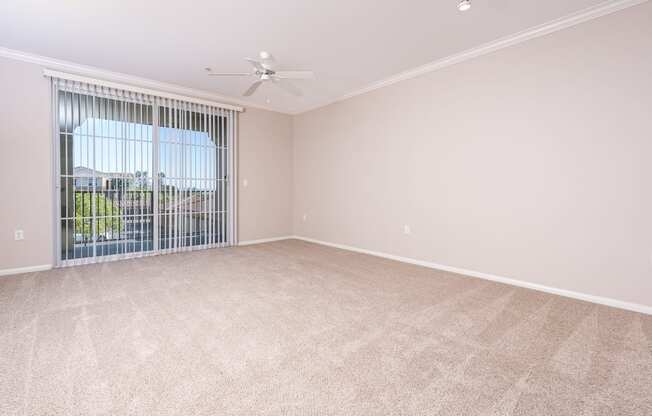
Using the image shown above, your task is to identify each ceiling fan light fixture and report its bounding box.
[458,0,471,11]
[208,52,314,97]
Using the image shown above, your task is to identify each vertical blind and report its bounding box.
[49,73,239,266]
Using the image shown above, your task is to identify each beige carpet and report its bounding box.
[1,239,650,415]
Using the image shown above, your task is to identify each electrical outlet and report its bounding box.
[242,179,248,188]
[302,213,308,222]
[14,229,24,241]
[403,225,411,235]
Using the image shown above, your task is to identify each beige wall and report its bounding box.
[293,3,652,307]
[238,107,293,241]
[0,56,293,270]
[0,58,53,270]
[1,2,651,308]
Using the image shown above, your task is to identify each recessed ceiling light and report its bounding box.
[265,98,271,104]
[458,0,471,11]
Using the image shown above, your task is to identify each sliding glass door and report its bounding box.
[157,104,229,252]
[53,78,236,266]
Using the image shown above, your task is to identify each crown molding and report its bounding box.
[1,0,647,116]
[0,46,283,114]
[292,0,649,115]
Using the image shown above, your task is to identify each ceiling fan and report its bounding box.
[206,51,314,97]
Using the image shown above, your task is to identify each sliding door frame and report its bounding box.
[50,79,239,267]
[51,80,62,266]
[152,102,160,253]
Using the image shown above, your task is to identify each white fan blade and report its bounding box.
[272,78,302,96]
[274,71,314,80]
[245,58,266,72]
[243,80,263,96]
[208,72,252,77]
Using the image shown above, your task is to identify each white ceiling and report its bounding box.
[0,0,622,113]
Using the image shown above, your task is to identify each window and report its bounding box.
[51,75,238,266]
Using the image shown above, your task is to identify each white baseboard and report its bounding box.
[238,236,293,246]
[0,264,53,277]
[291,236,652,316]
[3,237,648,315]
